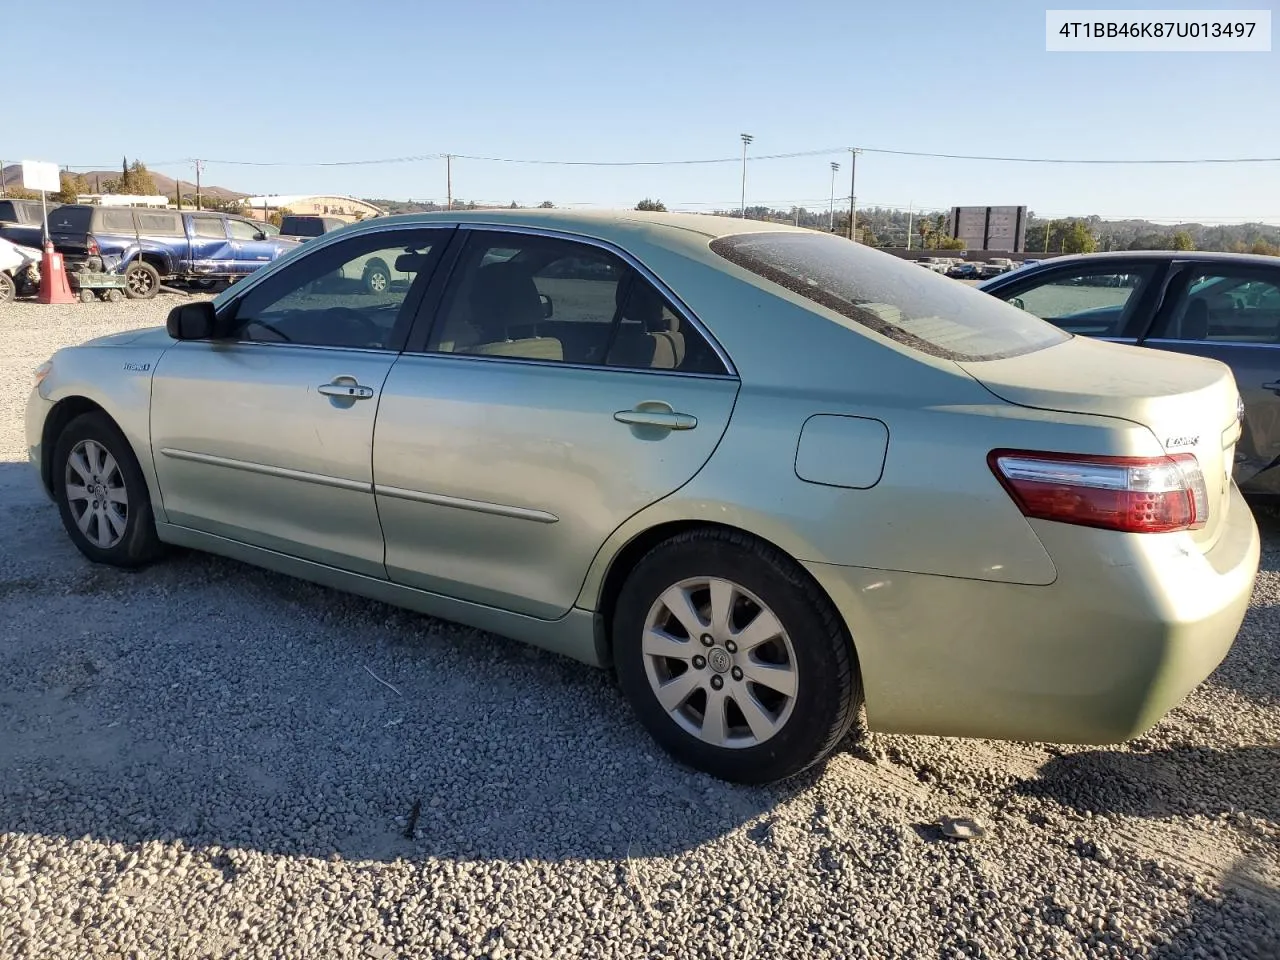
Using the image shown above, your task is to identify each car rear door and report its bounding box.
[186,214,233,276]
[1139,261,1280,495]
[373,227,740,620]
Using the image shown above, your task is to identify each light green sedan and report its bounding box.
[25,210,1261,784]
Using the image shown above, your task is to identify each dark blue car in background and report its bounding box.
[44,205,298,299]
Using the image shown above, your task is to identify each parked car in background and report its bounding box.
[0,236,41,301]
[979,251,1280,498]
[975,263,1009,279]
[44,205,299,299]
[947,262,980,280]
[27,211,1258,784]
[0,198,53,248]
[279,214,348,242]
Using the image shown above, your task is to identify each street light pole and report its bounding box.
[847,147,859,241]
[828,162,840,231]
[739,133,753,218]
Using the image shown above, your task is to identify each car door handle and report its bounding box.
[1263,381,1280,395]
[614,408,697,430]
[318,381,375,400]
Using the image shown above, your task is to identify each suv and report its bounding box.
[279,214,347,242]
[0,198,53,247]
[45,205,299,299]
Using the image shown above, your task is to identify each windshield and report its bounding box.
[710,232,1069,362]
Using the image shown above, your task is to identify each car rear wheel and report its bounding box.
[613,528,861,784]
[0,272,15,302]
[124,261,161,300]
[52,412,164,568]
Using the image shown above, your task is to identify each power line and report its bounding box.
[57,145,1280,170]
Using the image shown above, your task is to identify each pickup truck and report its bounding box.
[44,205,299,299]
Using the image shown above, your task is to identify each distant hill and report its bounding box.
[0,164,246,201]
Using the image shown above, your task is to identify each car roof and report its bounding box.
[329,208,812,258]
[1006,250,1280,268]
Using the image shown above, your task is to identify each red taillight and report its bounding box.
[989,450,1209,534]
[86,237,100,256]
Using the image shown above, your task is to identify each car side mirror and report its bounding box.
[1008,296,1026,311]
[254,231,266,241]
[539,293,554,318]
[167,301,218,340]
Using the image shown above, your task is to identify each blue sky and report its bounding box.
[8,0,1278,221]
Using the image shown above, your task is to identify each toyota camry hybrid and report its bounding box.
[25,210,1261,784]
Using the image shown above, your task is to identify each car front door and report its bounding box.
[149,226,451,576]
[984,259,1167,342]
[186,214,233,276]
[373,227,740,619]
[1140,262,1280,495]
[228,217,282,275]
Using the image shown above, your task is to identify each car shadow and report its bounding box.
[1017,744,1279,833]
[0,464,806,866]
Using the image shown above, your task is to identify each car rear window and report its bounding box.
[48,206,94,235]
[281,217,324,237]
[709,232,1069,362]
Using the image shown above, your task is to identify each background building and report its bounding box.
[241,194,385,222]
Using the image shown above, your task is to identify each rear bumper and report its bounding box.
[804,484,1261,744]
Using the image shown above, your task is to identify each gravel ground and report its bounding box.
[1,295,1278,959]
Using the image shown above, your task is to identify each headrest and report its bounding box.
[1182,299,1210,340]
[469,261,544,329]
[618,279,671,333]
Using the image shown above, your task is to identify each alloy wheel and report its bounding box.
[64,439,129,549]
[642,576,798,749]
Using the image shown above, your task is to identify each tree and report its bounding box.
[53,171,90,204]
[538,200,554,208]
[509,201,519,209]
[3,186,40,200]
[1171,231,1194,251]
[635,198,667,212]
[267,206,293,228]
[1250,240,1280,257]
[937,236,966,250]
[1061,221,1097,254]
[123,160,158,196]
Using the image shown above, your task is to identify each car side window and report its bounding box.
[999,266,1156,336]
[606,277,728,374]
[228,230,444,350]
[191,217,226,239]
[428,233,624,364]
[1151,270,1280,343]
[228,219,261,241]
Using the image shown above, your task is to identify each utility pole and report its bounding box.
[446,154,453,211]
[739,133,753,218]
[0,160,6,197]
[906,203,913,250]
[194,159,203,211]
[828,161,840,231]
[846,148,858,241]
[176,179,183,210]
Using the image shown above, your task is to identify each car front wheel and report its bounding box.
[52,412,164,567]
[613,528,861,784]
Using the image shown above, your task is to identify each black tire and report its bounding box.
[613,528,861,784]
[52,412,164,568]
[362,260,391,295]
[79,288,97,303]
[124,261,161,300]
[106,289,124,302]
[0,271,14,302]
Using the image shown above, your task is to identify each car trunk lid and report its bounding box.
[958,335,1242,548]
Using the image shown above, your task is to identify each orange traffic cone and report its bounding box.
[38,241,76,305]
